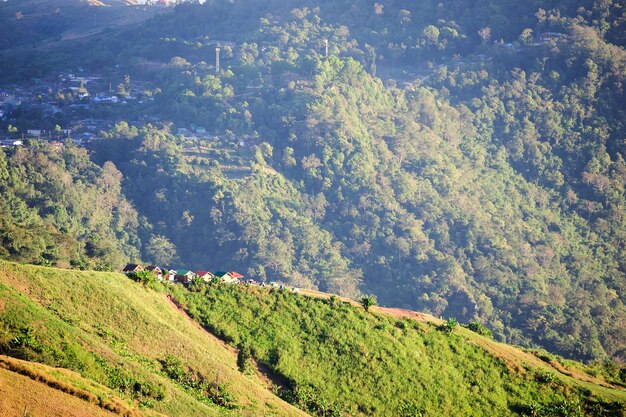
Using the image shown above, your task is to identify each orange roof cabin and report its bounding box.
[123,264,143,274]
[215,271,244,283]
[194,271,215,282]
[229,271,244,280]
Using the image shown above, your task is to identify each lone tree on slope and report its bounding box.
[360,294,377,312]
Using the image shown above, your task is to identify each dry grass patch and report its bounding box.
[0,355,144,417]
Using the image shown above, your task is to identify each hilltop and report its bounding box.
[1,261,624,416]
[0,261,309,417]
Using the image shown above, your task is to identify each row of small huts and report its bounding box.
[122,263,244,284]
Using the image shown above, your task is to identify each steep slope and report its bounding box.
[0,355,142,417]
[167,280,626,417]
[0,261,310,417]
[1,261,625,416]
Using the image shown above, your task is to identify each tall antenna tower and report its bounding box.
[324,39,329,58]
[215,45,221,74]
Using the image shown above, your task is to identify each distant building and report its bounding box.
[123,264,144,274]
[146,265,163,281]
[194,271,215,282]
[175,270,196,283]
[215,271,244,283]
[538,32,566,42]
[0,139,23,148]
[93,95,118,103]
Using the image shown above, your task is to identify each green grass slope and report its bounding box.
[1,260,624,417]
[167,281,626,417]
[0,261,310,417]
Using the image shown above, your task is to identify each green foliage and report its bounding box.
[360,294,377,312]
[164,282,626,417]
[237,341,253,374]
[0,262,297,417]
[2,0,626,365]
[440,318,458,334]
[104,364,165,402]
[145,235,178,266]
[159,354,238,409]
[128,270,156,286]
[464,321,493,338]
[518,398,626,417]
[398,401,424,417]
[0,146,140,269]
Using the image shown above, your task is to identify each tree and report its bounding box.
[189,276,205,292]
[478,27,491,44]
[360,294,377,312]
[129,270,156,285]
[465,321,493,338]
[282,147,296,167]
[398,9,412,27]
[237,341,252,374]
[169,56,190,68]
[519,28,534,44]
[145,235,177,265]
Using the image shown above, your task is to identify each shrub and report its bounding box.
[159,355,237,409]
[128,271,155,285]
[439,318,458,334]
[399,401,425,417]
[465,321,493,338]
[360,295,377,312]
[328,295,338,307]
[237,341,253,374]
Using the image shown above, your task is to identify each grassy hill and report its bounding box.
[1,261,624,416]
[168,280,626,417]
[0,261,310,417]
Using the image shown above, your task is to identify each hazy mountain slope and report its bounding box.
[0,0,625,364]
[0,261,310,417]
[0,0,162,59]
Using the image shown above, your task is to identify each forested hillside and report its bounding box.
[1,0,625,363]
[0,144,140,269]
